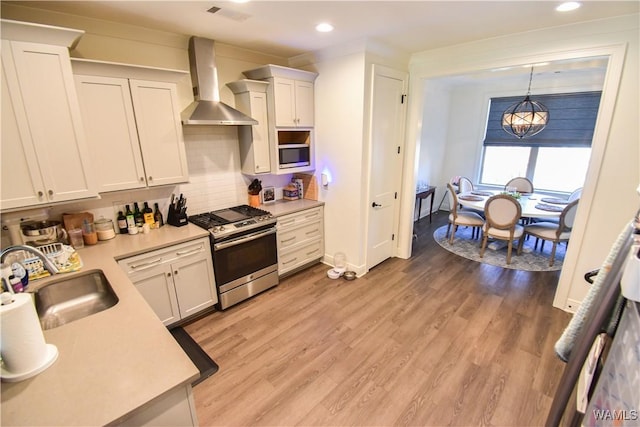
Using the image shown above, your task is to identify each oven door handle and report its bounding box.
[214,227,276,251]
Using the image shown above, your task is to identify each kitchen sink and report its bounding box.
[34,270,118,330]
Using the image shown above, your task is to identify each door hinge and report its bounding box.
[397,146,401,154]
[392,234,395,241]
[401,94,406,104]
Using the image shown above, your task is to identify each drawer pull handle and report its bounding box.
[283,257,298,265]
[305,229,319,235]
[131,258,163,270]
[306,249,319,256]
[305,213,318,218]
[280,219,295,226]
[281,237,296,243]
[176,247,202,256]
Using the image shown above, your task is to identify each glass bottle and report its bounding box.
[125,204,135,229]
[153,203,164,228]
[117,211,128,234]
[143,202,154,226]
[133,202,144,227]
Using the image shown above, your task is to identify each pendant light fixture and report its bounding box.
[502,66,549,139]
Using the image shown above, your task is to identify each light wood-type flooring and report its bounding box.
[184,211,572,426]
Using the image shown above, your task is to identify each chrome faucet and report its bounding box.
[0,245,59,293]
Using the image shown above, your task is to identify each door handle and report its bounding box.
[372,202,382,208]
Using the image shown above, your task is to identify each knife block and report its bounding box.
[167,205,188,227]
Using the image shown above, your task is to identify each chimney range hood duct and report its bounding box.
[181,36,258,126]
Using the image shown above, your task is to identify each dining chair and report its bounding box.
[446,183,484,244]
[458,176,474,193]
[480,194,524,264]
[504,177,534,194]
[568,187,582,202]
[520,199,579,266]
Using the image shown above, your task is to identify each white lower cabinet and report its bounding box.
[118,237,217,326]
[277,206,324,276]
[115,384,198,427]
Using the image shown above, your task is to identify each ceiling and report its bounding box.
[6,1,640,58]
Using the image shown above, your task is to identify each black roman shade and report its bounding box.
[484,91,602,147]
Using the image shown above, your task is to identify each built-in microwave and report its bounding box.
[278,144,311,169]
[277,130,311,170]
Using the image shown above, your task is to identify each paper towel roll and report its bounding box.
[1,293,57,382]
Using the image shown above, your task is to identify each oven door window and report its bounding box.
[214,230,277,286]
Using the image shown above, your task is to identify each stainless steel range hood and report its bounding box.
[181,36,258,126]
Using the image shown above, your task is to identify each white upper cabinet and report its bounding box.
[1,20,98,210]
[228,79,271,175]
[273,78,315,127]
[243,64,318,128]
[73,59,189,192]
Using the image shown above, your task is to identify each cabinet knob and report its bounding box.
[37,191,44,198]
[174,270,178,275]
[140,177,145,182]
[167,272,172,277]
[48,189,54,196]
[148,176,153,181]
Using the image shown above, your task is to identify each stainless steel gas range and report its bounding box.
[188,205,278,309]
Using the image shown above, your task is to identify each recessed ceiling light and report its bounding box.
[315,23,334,33]
[556,2,581,12]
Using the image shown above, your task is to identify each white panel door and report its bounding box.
[129,79,189,187]
[6,40,97,205]
[366,65,408,270]
[172,255,217,319]
[273,77,296,127]
[294,80,315,127]
[75,75,147,192]
[1,45,46,209]
[130,267,181,326]
[249,91,271,173]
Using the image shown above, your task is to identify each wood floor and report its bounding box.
[184,211,572,426]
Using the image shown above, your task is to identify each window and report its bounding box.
[480,91,601,193]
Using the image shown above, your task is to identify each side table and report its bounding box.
[416,186,436,223]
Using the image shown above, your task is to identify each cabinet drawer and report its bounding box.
[118,237,209,274]
[277,206,323,230]
[277,220,322,251]
[278,240,323,275]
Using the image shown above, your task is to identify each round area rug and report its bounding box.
[433,225,565,271]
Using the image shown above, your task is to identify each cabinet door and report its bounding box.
[129,80,189,187]
[273,77,297,127]
[294,80,315,127]
[172,253,217,319]
[249,91,271,173]
[129,265,181,326]
[7,40,97,204]
[75,75,147,192]
[1,45,47,209]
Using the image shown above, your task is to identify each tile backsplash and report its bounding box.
[1,126,293,247]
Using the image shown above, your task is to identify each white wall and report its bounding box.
[312,52,368,272]
[401,14,639,311]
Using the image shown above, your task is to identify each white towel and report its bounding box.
[554,224,632,362]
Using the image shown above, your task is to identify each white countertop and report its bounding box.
[261,199,324,217]
[1,224,208,426]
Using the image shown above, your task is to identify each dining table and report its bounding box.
[456,190,565,219]
[456,190,566,252]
